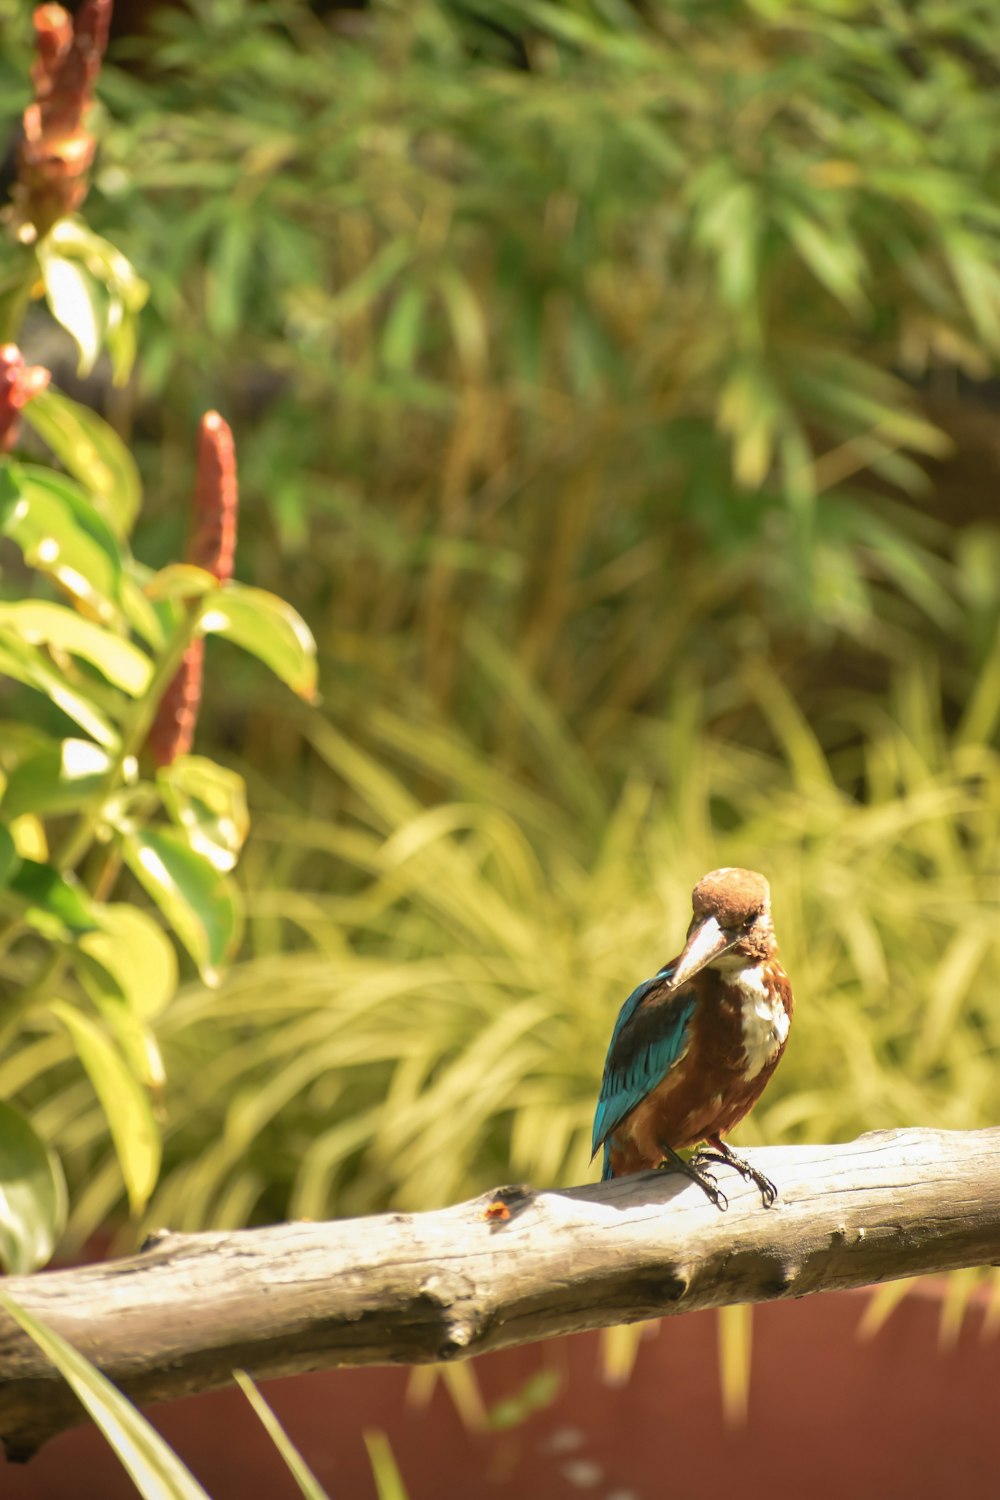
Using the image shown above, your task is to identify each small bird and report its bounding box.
[592,867,792,1210]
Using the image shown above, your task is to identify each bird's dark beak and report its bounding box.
[668,915,739,991]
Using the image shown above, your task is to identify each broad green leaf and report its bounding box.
[21,388,141,536]
[121,827,242,983]
[0,601,151,695]
[46,222,149,383]
[0,1101,67,1272]
[0,822,19,887]
[40,253,105,376]
[0,458,19,525]
[145,564,218,602]
[122,567,167,651]
[9,860,97,935]
[0,635,120,748]
[234,1371,330,1500]
[3,462,126,624]
[158,755,249,873]
[71,950,167,1093]
[80,903,178,1019]
[47,219,149,316]
[198,584,318,701]
[7,813,47,860]
[48,1000,160,1213]
[0,1291,212,1500]
[3,739,113,819]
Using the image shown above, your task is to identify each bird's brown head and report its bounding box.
[669,867,775,990]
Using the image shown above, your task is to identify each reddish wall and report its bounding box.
[2,1286,996,1500]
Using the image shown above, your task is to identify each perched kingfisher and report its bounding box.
[592,867,792,1210]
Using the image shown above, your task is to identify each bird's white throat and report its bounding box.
[733,965,789,1079]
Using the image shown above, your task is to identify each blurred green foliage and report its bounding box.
[3,0,1000,1250]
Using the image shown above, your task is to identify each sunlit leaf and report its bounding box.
[121,827,242,983]
[158,755,249,872]
[8,860,97,936]
[0,601,151,695]
[0,634,120,748]
[234,1371,330,1500]
[48,1000,160,1214]
[2,462,126,625]
[363,1432,411,1500]
[718,1303,753,1426]
[80,904,178,1020]
[0,822,19,887]
[40,253,105,376]
[198,583,318,701]
[145,564,219,602]
[21,388,142,536]
[2,739,113,819]
[0,1101,67,1273]
[0,1291,212,1499]
[46,219,149,386]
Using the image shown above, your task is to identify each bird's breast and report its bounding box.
[694,962,791,1084]
[734,965,791,1079]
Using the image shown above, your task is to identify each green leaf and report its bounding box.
[487,1369,561,1430]
[45,219,148,387]
[0,1101,67,1273]
[2,462,126,625]
[234,1371,331,1500]
[21,388,142,537]
[158,755,249,873]
[79,903,178,1019]
[363,1432,411,1500]
[71,949,167,1094]
[0,1291,212,1499]
[3,738,114,819]
[780,207,867,316]
[120,827,242,983]
[40,253,105,376]
[0,822,20,887]
[145,564,219,602]
[48,1000,160,1214]
[199,583,318,701]
[9,860,97,935]
[0,635,120,748]
[0,600,152,695]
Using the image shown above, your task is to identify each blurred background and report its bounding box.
[2,0,1000,1255]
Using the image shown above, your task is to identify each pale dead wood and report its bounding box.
[2,1125,999,1460]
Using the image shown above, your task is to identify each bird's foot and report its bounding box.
[697,1139,778,1209]
[657,1143,729,1212]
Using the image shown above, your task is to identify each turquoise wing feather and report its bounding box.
[591,965,695,1175]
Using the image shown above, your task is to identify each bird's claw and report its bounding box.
[658,1149,729,1212]
[695,1148,778,1209]
[698,1170,729,1213]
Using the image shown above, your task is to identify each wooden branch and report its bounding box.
[3,1126,1000,1460]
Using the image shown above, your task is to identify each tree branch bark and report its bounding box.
[2,1126,1000,1460]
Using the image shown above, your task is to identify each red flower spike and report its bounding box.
[147,411,240,767]
[0,343,51,452]
[12,0,113,240]
[190,411,239,584]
